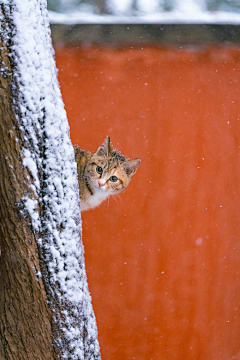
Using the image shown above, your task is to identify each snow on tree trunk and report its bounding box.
[0,1,101,359]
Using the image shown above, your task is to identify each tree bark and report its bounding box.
[0,35,53,360]
[0,2,101,359]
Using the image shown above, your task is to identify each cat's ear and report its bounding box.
[96,135,112,157]
[122,158,141,176]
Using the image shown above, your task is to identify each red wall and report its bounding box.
[55,46,240,360]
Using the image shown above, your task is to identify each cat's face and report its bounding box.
[85,136,140,194]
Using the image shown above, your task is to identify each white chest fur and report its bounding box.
[80,188,110,211]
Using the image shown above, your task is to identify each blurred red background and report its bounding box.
[55,45,240,360]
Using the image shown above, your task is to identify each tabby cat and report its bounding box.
[74,136,141,211]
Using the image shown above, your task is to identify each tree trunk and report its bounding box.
[0,2,101,359]
[0,38,54,360]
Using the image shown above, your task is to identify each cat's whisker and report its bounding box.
[111,193,122,205]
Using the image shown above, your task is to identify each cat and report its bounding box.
[74,136,141,211]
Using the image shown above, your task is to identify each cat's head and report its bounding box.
[85,136,141,194]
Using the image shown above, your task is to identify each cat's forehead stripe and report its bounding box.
[111,151,126,162]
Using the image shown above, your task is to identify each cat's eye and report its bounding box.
[96,166,103,174]
[109,175,118,182]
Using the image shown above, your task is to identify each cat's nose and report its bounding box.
[98,180,106,187]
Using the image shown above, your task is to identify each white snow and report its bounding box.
[137,0,159,14]
[2,0,101,358]
[23,149,40,189]
[174,0,207,13]
[106,0,132,14]
[49,8,240,25]
[195,237,203,246]
[24,197,40,229]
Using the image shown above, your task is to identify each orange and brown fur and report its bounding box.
[74,136,141,211]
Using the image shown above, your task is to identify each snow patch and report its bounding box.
[24,196,40,230]
[23,149,40,189]
[49,9,240,25]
